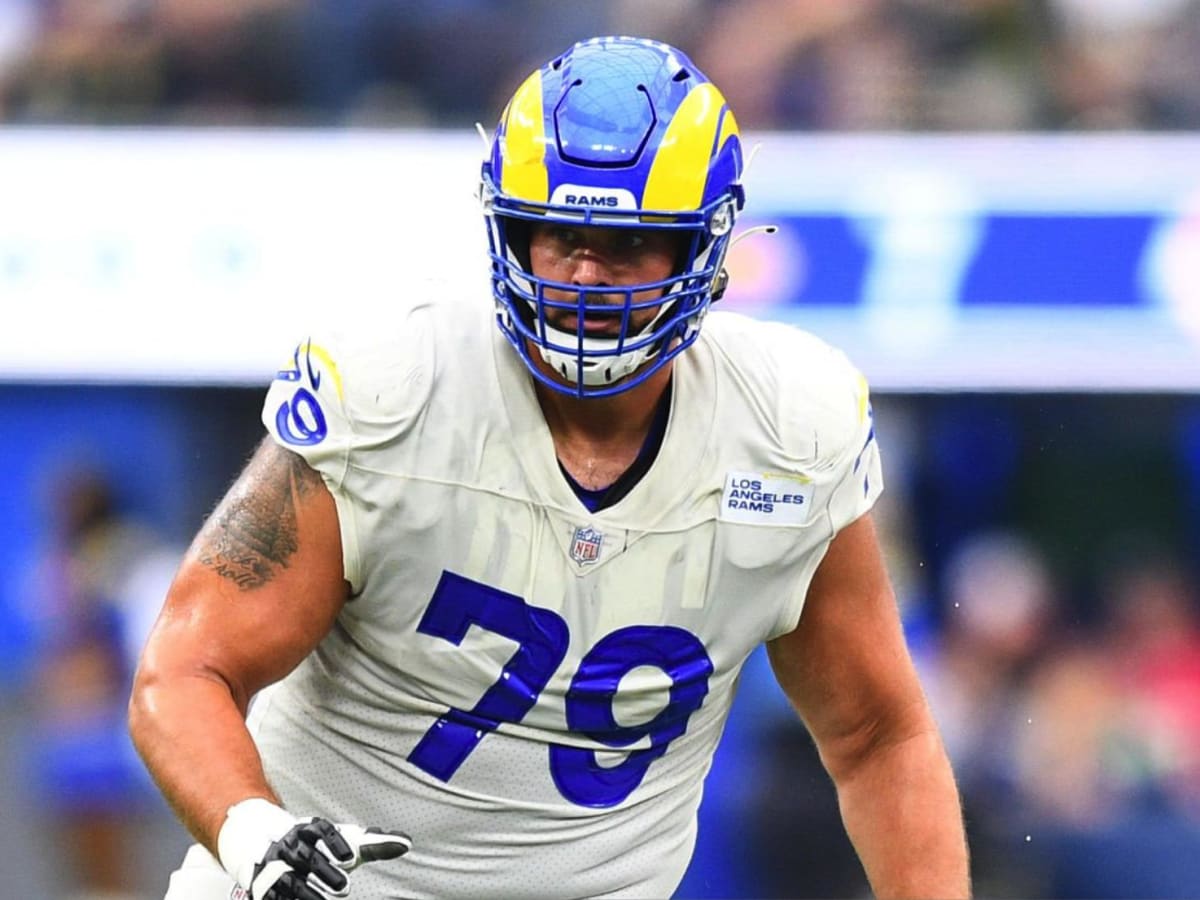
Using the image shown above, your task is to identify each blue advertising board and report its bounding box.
[0,130,1197,390]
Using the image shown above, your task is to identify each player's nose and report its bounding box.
[569,254,613,288]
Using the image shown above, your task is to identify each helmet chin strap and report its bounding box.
[537,302,675,387]
[538,334,649,386]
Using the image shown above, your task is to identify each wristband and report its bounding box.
[216,798,298,891]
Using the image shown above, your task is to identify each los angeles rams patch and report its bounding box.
[719,471,814,525]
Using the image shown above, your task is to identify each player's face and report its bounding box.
[527,223,680,336]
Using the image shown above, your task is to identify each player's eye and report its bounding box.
[619,231,647,252]
[550,226,580,245]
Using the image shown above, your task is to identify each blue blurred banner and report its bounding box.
[1,130,1198,390]
[758,212,1157,309]
[720,134,1200,391]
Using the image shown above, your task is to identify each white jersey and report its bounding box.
[197,290,881,899]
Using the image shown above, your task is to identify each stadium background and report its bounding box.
[2,1,1200,897]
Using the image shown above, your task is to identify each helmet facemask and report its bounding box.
[483,180,739,397]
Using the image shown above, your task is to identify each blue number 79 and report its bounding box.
[407,571,713,808]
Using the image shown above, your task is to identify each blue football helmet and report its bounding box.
[482,36,745,398]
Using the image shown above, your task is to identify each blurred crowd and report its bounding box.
[914,533,1200,898]
[7,463,184,900]
[0,0,1199,130]
[738,395,1200,899]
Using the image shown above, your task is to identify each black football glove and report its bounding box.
[217,799,411,899]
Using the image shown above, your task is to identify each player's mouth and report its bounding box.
[553,309,630,337]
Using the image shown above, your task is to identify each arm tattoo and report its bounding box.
[197,443,325,590]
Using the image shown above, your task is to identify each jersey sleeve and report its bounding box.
[770,331,884,535]
[825,365,884,534]
[260,312,434,591]
[767,344,884,640]
[262,336,356,490]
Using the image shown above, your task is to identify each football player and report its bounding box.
[130,36,970,899]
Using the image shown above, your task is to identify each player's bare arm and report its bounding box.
[195,441,321,590]
[768,514,971,899]
[129,437,350,853]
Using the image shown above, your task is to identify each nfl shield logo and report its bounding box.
[570,525,604,565]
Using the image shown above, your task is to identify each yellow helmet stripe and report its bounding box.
[499,70,549,202]
[643,83,736,212]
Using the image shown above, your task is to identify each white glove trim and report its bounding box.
[250,860,293,899]
[217,798,299,892]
